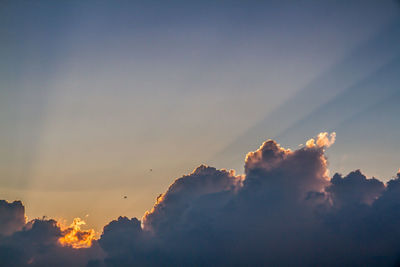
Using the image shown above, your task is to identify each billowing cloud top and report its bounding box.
[2,132,400,266]
[306,132,336,148]
[142,165,241,233]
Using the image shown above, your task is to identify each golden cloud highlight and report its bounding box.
[58,218,96,249]
[306,132,336,148]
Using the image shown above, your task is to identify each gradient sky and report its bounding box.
[1,0,400,231]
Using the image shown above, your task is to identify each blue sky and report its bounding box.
[1,0,399,230]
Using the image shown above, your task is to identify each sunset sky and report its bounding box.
[1,0,400,236]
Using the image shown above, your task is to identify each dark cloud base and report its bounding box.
[1,134,400,267]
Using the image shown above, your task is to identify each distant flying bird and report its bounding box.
[123,196,127,199]
[150,169,153,172]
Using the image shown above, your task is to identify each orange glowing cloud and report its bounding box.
[58,218,96,249]
[306,132,336,149]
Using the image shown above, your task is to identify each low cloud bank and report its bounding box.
[2,133,400,266]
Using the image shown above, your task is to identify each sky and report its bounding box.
[1,0,400,234]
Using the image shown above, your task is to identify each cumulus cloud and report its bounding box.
[142,165,242,233]
[327,170,385,206]
[306,131,336,148]
[58,218,96,249]
[0,200,25,236]
[0,201,103,267]
[2,132,400,266]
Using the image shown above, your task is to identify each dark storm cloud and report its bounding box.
[142,165,242,234]
[0,201,103,267]
[327,170,385,207]
[98,133,400,266]
[0,200,25,236]
[2,133,400,266]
